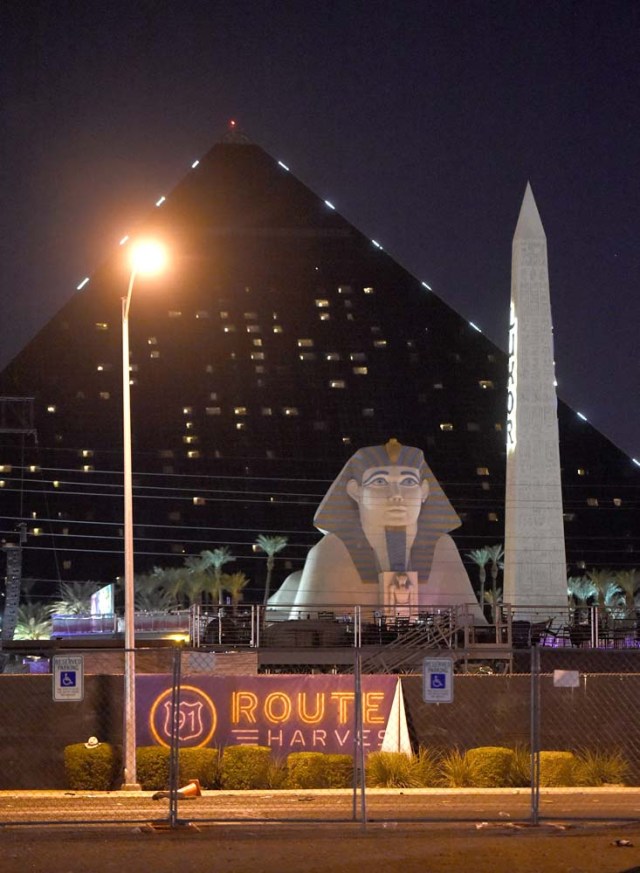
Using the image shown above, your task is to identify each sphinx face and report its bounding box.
[346,465,429,530]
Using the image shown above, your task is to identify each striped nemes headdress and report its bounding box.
[313,439,461,584]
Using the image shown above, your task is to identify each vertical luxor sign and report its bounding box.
[506,301,518,454]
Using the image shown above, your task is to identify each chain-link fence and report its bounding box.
[2,643,640,827]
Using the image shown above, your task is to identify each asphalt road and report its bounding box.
[2,788,640,827]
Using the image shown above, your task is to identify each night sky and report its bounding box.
[2,1,639,458]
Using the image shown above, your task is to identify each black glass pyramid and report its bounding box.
[1,134,638,600]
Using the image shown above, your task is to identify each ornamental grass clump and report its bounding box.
[366,751,420,788]
[438,748,479,788]
[413,747,442,787]
[509,744,532,787]
[573,748,629,786]
[465,746,514,787]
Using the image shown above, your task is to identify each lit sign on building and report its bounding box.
[506,301,518,454]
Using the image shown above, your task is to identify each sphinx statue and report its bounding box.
[269,439,484,621]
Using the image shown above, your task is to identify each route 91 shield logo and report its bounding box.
[149,685,217,748]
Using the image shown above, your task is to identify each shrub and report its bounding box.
[414,747,441,787]
[465,746,514,788]
[573,748,629,786]
[137,746,170,790]
[219,745,272,789]
[538,751,576,786]
[439,749,479,787]
[178,748,219,789]
[286,752,353,788]
[366,751,419,788]
[64,742,120,791]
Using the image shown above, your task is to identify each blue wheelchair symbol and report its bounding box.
[61,671,76,687]
[430,673,446,690]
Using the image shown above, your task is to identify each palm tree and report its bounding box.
[483,588,502,623]
[567,576,597,607]
[14,603,53,640]
[466,547,491,609]
[223,572,250,615]
[256,534,288,606]
[587,568,616,611]
[199,547,235,606]
[486,544,504,609]
[615,569,638,616]
[52,581,100,615]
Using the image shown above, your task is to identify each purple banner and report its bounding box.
[137,674,398,755]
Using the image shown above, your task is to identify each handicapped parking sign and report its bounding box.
[423,658,453,703]
[53,655,84,701]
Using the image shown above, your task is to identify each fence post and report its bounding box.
[168,645,182,827]
[530,644,540,825]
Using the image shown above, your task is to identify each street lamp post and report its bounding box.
[121,240,167,790]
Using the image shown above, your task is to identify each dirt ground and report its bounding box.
[3,822,640,873]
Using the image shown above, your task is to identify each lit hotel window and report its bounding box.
[587,498,599,507]
[95,322,108,331]
[171,545,185,554]
[99,392,110,400]
[63,560,72,570]
[251,352,265,360]
[244,312,258,320]
[183,435,198,444]
[353,367,368,375]
[613,498,623,507]
[261,407,273,416]
[467,423,480,432]
[148,337,158,345]
[32,527,43,536]
[297,339,314,348]
[234,407,247,416]
[273,325,283,333]
[330,380,346,389]
[187,450,201,459]
[299,352,316,361]
[342,436,352,445]
[433,383,444,390]
[205,364,214,373]
[564,512,576,522]
[195,310,209,319]
[80,450,93,458]
[373,339,387,348]
[479,380,494,390]
[362,409,374,417]
[28,465,41,473]
[577,468,586,476]
[52,480,61,488]
[319,313,330,321]
[283,407,299,416]
[183,406,193,415]
[223,325,236,333]
[220,311,229,319]
[47,405,56,413]
[96,363,112,372]
[193,497,205,506]
[315,299,330,308]
[439,423,454,432]
[476,467,489,476]
[159,450,174,459]
[246,325,261,334]
[82,465,94,473]
[326,352,341,361]
[206,407,221,415]
[0,480,5,488]
[482,482,491,491]
[350,353,366,362]
[338,285,353,295]
[150,350,160,359]
[236,422,246,431]
[185,421,194,430]
[488,512,499,522]
[494,423,503,431]
[168,310,182,318]
[253,339,263,347]
[363,286,374,295]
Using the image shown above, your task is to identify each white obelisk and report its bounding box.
[503,184,567,617]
